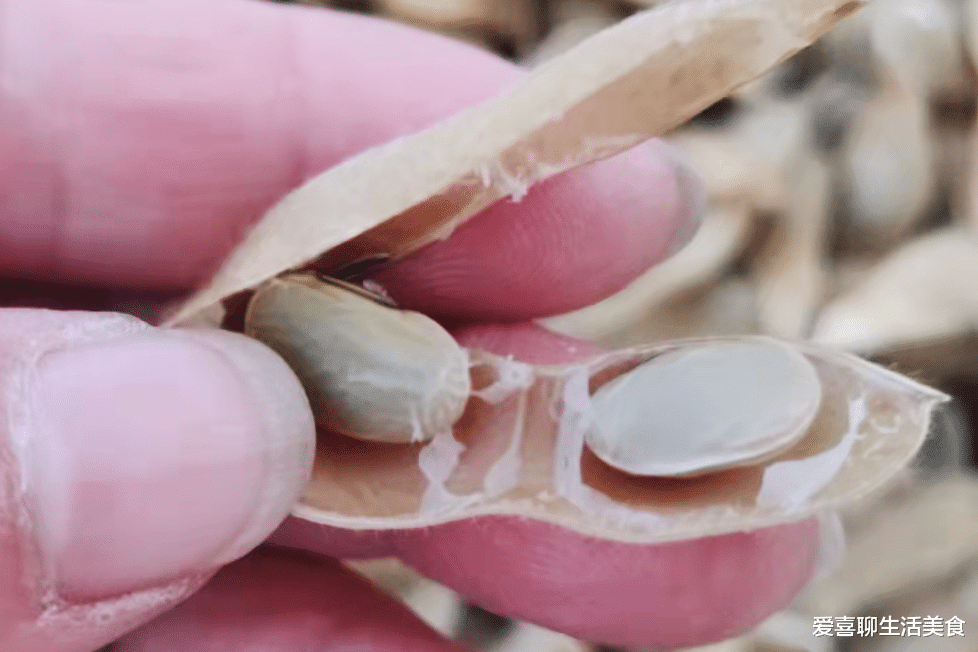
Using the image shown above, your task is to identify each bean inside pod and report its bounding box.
[292,336,946,543]
[163,0,914,544]
[243,274,471,444]
[585,339,823,477]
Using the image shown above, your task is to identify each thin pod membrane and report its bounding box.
[294,337,945,543]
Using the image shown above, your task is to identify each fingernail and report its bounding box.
[17,318,315,600]
[651,138,707,256]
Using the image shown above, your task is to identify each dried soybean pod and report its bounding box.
[244,274,471,444]
[586,339,822,476]
[165,0,945,545]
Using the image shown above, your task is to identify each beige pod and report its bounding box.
[294,337,947,543]
[244,274,471,444]
[164,0,925,543]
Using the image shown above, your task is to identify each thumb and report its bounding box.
[0,310,314,652]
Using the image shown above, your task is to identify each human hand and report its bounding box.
[0,0,821,650]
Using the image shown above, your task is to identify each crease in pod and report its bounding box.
[244,274,471,444]
[586,339,823,477]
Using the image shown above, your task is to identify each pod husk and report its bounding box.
[169,0,863,327]
[295,337,945,544]
[164,0,948,543]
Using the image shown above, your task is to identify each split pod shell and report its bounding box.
[167,0,946,544]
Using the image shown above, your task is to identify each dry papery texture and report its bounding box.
[168,0,948,544]
[170,0,863,326]
[295,338,943,543]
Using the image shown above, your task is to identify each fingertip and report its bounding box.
[0,310,314,606]
[169,328,318,562]
[375,140,698,321]
[396,517,819,649]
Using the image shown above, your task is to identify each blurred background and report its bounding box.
[282,0,978,650]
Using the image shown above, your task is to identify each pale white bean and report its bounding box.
[586,339,822,476]
[244,275,471,444]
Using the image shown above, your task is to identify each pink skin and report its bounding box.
[0,1,820,650]
[395,518,818,649]
[114,548,468,652]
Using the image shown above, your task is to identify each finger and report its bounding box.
[272,512,818,650]
[0,309,314,652]
[395,517,819,649]
[1,0,513,287]
[376,140,701,321]
[272,323,820,649]
[1,0,699,314]
[114,547,464,652]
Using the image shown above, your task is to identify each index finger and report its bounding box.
[0,0,695,320]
